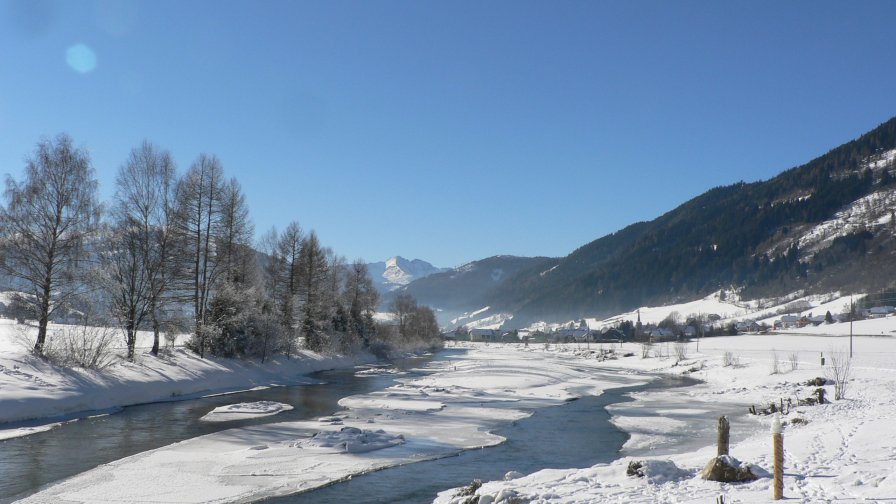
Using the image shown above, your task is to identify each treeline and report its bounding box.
[0,134,441,362]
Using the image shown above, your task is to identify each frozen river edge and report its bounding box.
[16,344,654,504]
[19,333,896,504]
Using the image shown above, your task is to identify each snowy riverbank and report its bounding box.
[8,318,896,503]
[436,331,896,503]
[16,343,652,503]
[0,319,369,436]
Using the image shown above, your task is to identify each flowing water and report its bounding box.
[0,351,747,504]
[262,374,714,504]
[0,354,435,503]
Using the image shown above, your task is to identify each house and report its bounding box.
[776,315,800,329]
[552,328,594,343]
[599,327,628,342]
[649,327,676,342]
[469,328,501,342]
[735,320,760,333]
[868,306,895,318]
[682,325,697,338]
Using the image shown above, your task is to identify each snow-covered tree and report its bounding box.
[104,141,177,359]
[173,154,225,357]
[297,230,329,351]
[0,134,100,357]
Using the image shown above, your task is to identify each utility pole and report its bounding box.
[849,295,854,359]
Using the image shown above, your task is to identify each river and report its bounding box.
[0,349,747,504]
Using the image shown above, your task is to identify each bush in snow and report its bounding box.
[640,340,653,359]
[788,352,799,371]
[38,319,117,370]
[673,342,688,363]
[770,349,781,375]
[826,348,852,400]
[722,350,740,367]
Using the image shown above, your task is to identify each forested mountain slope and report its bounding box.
[408,116,896,327]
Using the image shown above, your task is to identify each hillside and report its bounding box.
[407,117,896,328]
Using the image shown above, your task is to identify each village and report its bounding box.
[450,302,896,344]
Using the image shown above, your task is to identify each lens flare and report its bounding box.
[65,44,97,73]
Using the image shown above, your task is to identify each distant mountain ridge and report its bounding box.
[366,256,447,294]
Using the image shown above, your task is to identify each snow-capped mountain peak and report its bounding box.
[367,256,447,294]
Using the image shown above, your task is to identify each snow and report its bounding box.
[199,401,294,422]
[794,188,896,254]
[435,328,896,504]
[9,295,896,504]
[289,426,405,453]
[0,319,367,429]
[462,312,512,330]
[450,306,491,325]
[17,342,650,503]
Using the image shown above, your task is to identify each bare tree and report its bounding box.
[217,177,254,286]
[0,134,100,357]
[391,293,417,340]
[826,348,852,400]
[173,154,224,357]
[344,259,378,345]
[104,141,176,359]
[276,221,303,331]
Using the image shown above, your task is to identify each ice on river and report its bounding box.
[17,345,648,504]
[199,401,294,422]
[287,426,405,453]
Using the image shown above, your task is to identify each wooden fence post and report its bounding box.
[772,415,784,500]
[717,415,730,456]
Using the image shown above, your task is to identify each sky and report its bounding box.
[2,1,896,268]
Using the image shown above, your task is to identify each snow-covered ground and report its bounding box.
[199,401,294,422]
[435,329,896,503]
[6,309,896,504]
[0,318,365,438]
[16,343,650,503]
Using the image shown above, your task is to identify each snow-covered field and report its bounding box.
[436,330,896,503]
[5,313,896,503]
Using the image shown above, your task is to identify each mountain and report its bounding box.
[366,256,447,294]
[486,116,896,326]
[409,116,896,328]
[384,255,555,325]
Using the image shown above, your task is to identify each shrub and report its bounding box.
[673,342,688,362]
[826,349,852,400]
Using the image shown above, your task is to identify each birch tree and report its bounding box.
[104,141,177,359]
[0,134,100,357]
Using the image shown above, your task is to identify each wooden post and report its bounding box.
[772,416,784,500]
[717,415,730,456]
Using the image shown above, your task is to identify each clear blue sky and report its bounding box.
[3,0,896,268]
